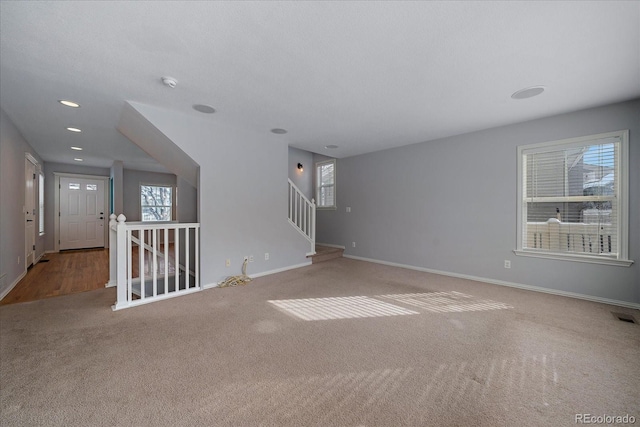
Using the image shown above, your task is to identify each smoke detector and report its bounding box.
[161,76,177,88]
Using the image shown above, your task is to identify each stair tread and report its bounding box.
[308,245,344,263]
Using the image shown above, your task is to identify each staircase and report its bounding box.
[288,179,316,255]
[307,245,344,264]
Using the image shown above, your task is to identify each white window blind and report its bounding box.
[141,185,173,221]
[516,130,631,265]
[316,160,336,209]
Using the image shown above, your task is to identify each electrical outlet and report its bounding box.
[346,207,351,213]
[352,242,356,248]
[265,252,270,261]
[243,256,248,262]
[504,260,511,269]
[225,259,231,267]
[17,256,20,265]
[249,255,254,263]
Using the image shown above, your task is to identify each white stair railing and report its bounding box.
[109,214,200,311]
[288,179,316,255]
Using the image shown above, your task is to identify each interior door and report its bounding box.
[25,158,36,266]
[60,177,106,250]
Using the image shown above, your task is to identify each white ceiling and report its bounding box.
[1,1,638,170]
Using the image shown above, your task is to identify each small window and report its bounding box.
[39,172,45,236]
[86,184,97,191]
[141,185,173,222]
[315,159,336,209]
[516,130,632,266]
[68,183,80,190]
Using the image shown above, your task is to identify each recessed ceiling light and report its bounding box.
[271,128,288,134]
[193,104,216,114]
[70,146,83,151]
[58,100,80,108]
[325,145,339,149]
[511,86,545,100]
[66,127,82,133]
[73,158,83,162]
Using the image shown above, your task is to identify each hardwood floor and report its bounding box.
[0,249,109,306]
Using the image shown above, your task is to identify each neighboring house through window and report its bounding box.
[515,130,632,266]
[141,184,173,221]
[315,159,336,209]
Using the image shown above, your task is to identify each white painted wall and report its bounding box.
[317,99,639,305]
[128,102,310,286]
[0,109,44,298]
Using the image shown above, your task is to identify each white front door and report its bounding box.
[25,158,36,266]
[60,177,106,250]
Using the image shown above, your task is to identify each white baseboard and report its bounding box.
[344,254,640,310]
[316,242,346,249]
[202,261,313,289]
[0,270,27,301]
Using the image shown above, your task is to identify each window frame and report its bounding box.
[515,130,632,267]
[315,159,337,210]
[140,183,175,222]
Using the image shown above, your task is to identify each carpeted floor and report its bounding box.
[1,258,638,426]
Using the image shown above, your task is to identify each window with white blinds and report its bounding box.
[516,130,632,266]
[316,159,336,209]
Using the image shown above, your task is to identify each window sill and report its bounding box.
[317,206,337,211]
[513,250,634,267]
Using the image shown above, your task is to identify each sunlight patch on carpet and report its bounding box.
[377,291,512,313]
[268,296,419,321]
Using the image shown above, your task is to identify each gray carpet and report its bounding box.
[1,258,639,426]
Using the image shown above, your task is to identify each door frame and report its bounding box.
[25,153,39,267]
[54,172,110,252]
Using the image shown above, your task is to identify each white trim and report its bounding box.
[112,286,200,311]
[513,249,633,267]
[0,270,27,301]
[343,254,640,310]
[53,172,110,252]
[202,261,312,289]
[316,242,346,249]
[516,129,630,264]
[315,159,337,209]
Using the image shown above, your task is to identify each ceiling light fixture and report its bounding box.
[324,144,339,149]
[193,104,216,114]
[271,128,287,134]
[73,158,83,162]
[66,127,82,133]
[161,76,177,88]
[70,146,83,151]
[58,100,80,108]
[511,86,545,100]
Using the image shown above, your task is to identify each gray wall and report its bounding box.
[0,108,44,297]
[288,146,314,200]
[110,161,124,215]
[317,99,639,305]
[130,102,310,286]
[122,169,177,221]
[177,176,198,223]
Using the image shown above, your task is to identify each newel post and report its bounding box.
[112,214,129,311]
[310,198,316,254]
[105,214,118,288]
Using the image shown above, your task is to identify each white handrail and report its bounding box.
[110,214,200,311]
[288,179,316,255]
